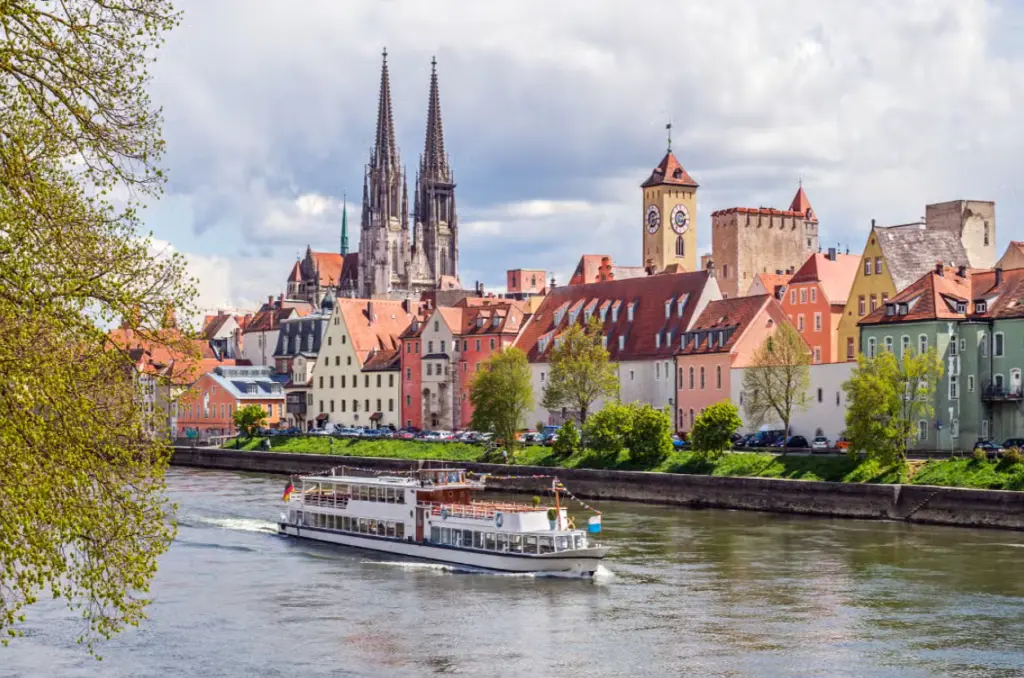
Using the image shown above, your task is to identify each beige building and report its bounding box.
[711,185,819,299]
[310,298,420,429]
[924,200,996,269]
[641,146,699,274]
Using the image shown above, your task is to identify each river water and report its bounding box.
[3,468,1024,677]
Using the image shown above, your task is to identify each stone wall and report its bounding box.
[172,447,1024,531]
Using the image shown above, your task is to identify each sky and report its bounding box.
[142,0,1024,314]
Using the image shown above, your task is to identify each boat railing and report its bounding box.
[420,501,546,521]
[299,493,349,509]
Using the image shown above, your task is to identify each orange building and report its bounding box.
[176,365,285,441]
[779,249,861,364]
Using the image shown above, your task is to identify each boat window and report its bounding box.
[441,527,451,545]
[453,531,463,547]
[369,486,378,502]
[342,516,351,531]
[462,530,472,546]
[396,522,405,539]
[497,533,508,552]
[509,535,522,553]
[377,521,386,536]
[358,486,368,501]
[555,536,569,551]
[473,531,483,549]
[368,519,377,533]
[431,527,440,543]
[397,491,405,505]
[485,532,496,550]
[358,518,368,534]
[539,537,554,554]
[524,536,538,554]
[338,484,348,497]
[574,535,583,549]
[388,488,397,503]
[327,515,335,530]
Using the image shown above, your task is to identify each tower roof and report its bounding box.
[371,48,399,173]
[421,56,450,181]
[340,194,349,255]
[641,152,698,188]
[788,184,816,222]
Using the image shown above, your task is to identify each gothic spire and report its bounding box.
[340,193,349,255]
[373,47,398,174]
[421,56,449,181]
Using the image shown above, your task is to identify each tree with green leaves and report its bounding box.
[691,401,743,460]
[0,0,192,652]
[624,403,673,467]
[582,400,632,460]
[541,315,619,424]
[470,348,534,459]
[552,419,580,458]
[742,322,811,444]
[842,347,943,466]
[233,404,268,440]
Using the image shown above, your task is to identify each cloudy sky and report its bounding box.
[143,0,1023,312]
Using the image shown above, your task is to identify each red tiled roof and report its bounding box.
[109,329,244,385]
[337,299,424,364]
[244,301,314,333]
[515,270,715,362]
[959,267,1024,320]
[200,312,235,339]
[788,186,817,222]
[641,152,698,188]
[287,260,303,283]
[712,206,809,219]
[459,301,530,337]
[789,253,861,305]
[678,295,771,355]
[859,266,972,325]
[362,348,401,371]
[749,272,792,296]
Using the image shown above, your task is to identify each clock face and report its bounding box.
[645,204,661,234]
[671,204,690,234]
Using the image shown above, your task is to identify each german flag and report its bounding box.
[282,481,294,502]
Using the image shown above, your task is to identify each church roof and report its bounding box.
[420,57,450,182]
[307,251,359,288]
[788,185,816,221]
[641,151,698,189]
[287,260,303,283]
[372,49,399,174]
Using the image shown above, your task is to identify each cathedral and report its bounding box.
[287,50,460,307]
[358,49,460,299]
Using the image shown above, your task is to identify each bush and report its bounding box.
[691,401,743,460]
[583,401,633,458]
[624,403,672,467]
[553,419,580,458]
[1001,446,1023,466]
[972,446,989,462]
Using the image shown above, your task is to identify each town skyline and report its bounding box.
[144,0,1022,316]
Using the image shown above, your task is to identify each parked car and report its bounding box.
[671,435,688,450]
[811,435,830,450]
[974,439,1002,455]
[835,436,851,451]
[1001,438,1024,450]
[360,428,388,438]
[781,435,809,449]
[395,430,417,440]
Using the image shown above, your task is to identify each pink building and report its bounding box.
[674,295,796,432]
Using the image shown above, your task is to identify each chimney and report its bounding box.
[871,218,876,228]
[827,247,837,261]
[402,298,410,314]
[935,262,944,277]
[995,267,1004,287]
[957,264,968,279]
[367,300,374,324]
[268,295,274,307]
[706,259,715,278]
[550,275,556,289]
[775,269,783,275]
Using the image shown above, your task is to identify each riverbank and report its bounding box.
[174,446,1024,531]
[226,436,1024,491]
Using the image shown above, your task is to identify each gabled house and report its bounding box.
[175,365,285,441]
[241,296,315,367]
[780,249,861,363]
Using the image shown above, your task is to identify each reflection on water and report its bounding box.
[2,468,1023,677]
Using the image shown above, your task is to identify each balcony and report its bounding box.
[982,384,1023,402]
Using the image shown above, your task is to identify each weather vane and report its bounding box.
[666,121,672,153]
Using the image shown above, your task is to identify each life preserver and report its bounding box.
[441,508,449,520]
[495,512,504,528]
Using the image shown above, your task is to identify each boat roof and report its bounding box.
[298,468,481,489]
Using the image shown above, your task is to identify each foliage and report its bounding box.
[0,0,190,652]
[470,348,534,459]
[532,496,541,507]
[742,322,810,442]
[972,446,989,462]
[233,405,267,439]
[583,400,634,458]
[690,401,743,460]
[546,508,557,521]
[842,348,943,466]
[1001,447,1023,466]
[553,419,580,458]
[623,403,673,467]
[541,315,619,424]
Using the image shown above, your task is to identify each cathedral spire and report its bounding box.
[421,56,449,181]
[340,193,349,255]
[373,47,398,174]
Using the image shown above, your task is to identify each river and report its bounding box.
[2,468,1023,677]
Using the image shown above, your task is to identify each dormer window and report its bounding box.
[492,316,500,328]
[886,304,896,317]
[898,303,909,316]
[247,384,257,394]
[975,301,987,314]
[666,331,673,345]
[476,317,484,328]
[665,300,672,319]
[618,335,625,351]
[956,301,967,314]
[611,305,619,323]
[655,333,661,348]
[601,335,608,349]
[627,302,635,322]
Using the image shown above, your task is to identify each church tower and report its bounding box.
[413,57,458,287]
[641,126,698,274]
[359,48,412,298]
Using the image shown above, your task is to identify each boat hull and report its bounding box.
[278,523,608,575]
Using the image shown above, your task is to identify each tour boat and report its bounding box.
[277,468,609,576]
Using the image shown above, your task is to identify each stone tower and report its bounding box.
[413,57,458,287]
[641,129,698,274]
[359,48,412,298]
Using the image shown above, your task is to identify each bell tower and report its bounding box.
[641,124,698,273]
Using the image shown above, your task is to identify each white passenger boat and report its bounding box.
[277,468,609,576]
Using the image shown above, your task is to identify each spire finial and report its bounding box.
[799,176,803,188]
[382,46,388,62]
[666,121,672,153]
[421,55,449,181]
[431,54,437,70]
[340,192,349,255]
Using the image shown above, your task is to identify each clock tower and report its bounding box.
[641,132,698,274]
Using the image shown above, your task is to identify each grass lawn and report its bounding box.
[222,437,1024,490]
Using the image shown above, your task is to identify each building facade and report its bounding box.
[175,365,286,441]
[641,146,699,274]
[710,185,819,299]
[779,249,861,364]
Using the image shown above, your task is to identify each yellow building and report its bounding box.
[837,222,969,361]
[641,141,698,274]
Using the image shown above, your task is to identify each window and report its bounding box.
[675,236,685,257]
[334,356,339,365]
[655,363,660,379]
[976,301,987,314]
[797,314,805,331]
[377,374,382,388]
[329,376,334,389]
[867,337,877,358]
[984,221,990,246]
[864,259,872,276]
[901,335,911,356]
[318,376,323,389]
[960,338,966,352]
[376,398,381,411]
[919,335,928,354]
[995,332,1005,357]
[869,295,877,313]
[434,321,439,332]
[968,375,975,392]
[995,373,1005,390]
[365,375,369,388]
[341,375,346,388]
[689,367,695,390]
[490,338,496,350]
[475,339,481,351]
[440,340,446,353]
[847,337,855,360]
[716,365,722,389]
[799,289,807,304]
[319,400,323,413]
[917,420,928,442]
[389,374,394,387]
[341,400,346,412]
[428,341,434,353]
[814,313,821,331]
[949,375,959,399]
[875,257,882,274]
[981,333,988,358]
[810,288,817,303]
[817,388,823,403]
[813,347,821,363]
[347,356,352,366]
[629,370,635,381]
[982,419,990,439]
[406,394,411,406]
[949,337,959,356]
[858,296,865,316]
[790,290,797,305]
[365,399,370,412]
[426,364,432,376]
[353,400,358,412]
[884,336,893,353]
[700,366,705,389]
[406,368,411,380]
[330,400,335,412]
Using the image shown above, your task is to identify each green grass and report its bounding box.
[223,437,1024,490]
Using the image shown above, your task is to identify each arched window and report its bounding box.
[675,236,685,257]
[716,365,722,389]
[689,367,695,390]
[440,248,448,276]
[689,409,695,428]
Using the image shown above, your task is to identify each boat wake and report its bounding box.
[360,559,615,581]
[192,516,279,534]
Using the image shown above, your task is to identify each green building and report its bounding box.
[859,263,1024,451]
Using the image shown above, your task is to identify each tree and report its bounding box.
[691,401,743,460]
[234,404,268,440]
[470,348,534,459]
[552,419,580,458]
[843,348,943,466]
[0,1,191,652]
[742,323,811,444]
[583,400,634,459]
[624,403,673,467]
[541,315,619,424]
